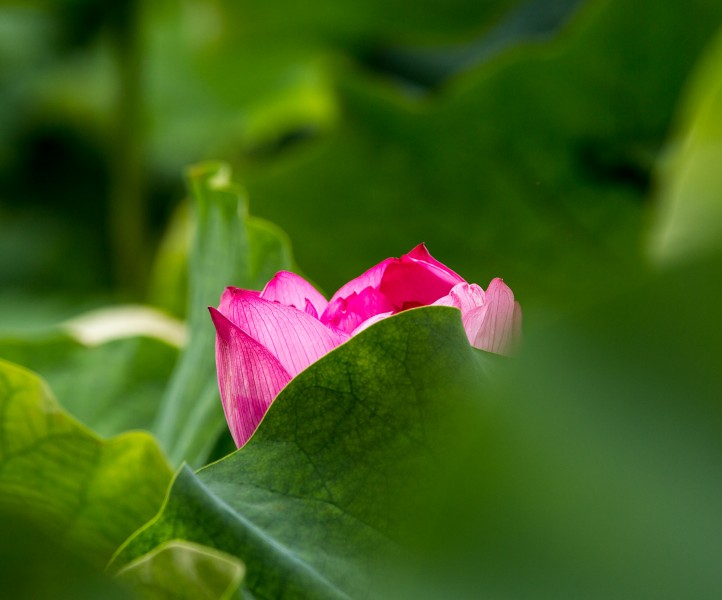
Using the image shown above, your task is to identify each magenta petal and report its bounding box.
[466,278,517,355]
[380,256,463,310]
[260,271,328,317]
[321,286,394,334]
[404,243,465,282]
[323,257,394,315]
[220,289,349,376]
[304,299,319,319]
[219,287,258,314]
[210,307,291,447]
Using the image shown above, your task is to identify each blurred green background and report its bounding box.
[3,0,721,321]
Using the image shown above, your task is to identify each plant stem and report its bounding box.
[107,0,147,297]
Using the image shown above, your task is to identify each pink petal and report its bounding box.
[321,285,394,334]
[379,255,464,310]
[461,303,489,347]
[466,278,517,355]
[260,271,328,317]
[219,287,258,316]
[405,243,465,282]
[304,299,319,319]
[351,311,395,336]
[433,282,485,313]
[210,307,291,447]
[322,245,466,329]
[219,288,349,377]
[322,257,394,320]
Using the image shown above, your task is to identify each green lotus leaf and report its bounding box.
[112,306,493,599]
[116,540,246,600]
[0,330,178,438]
[0,358,172,567]
[648,26,722,263]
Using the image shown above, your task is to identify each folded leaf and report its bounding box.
[116,540,246,600]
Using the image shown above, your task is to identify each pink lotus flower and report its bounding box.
[210,244,521,447]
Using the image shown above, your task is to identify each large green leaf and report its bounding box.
[240,0,722,304]
[0,510,135,600]
[153,162,293,467]
[112,307,491,599]
[449,255,722,599]
[116,540,245,600]
[0,330,178,437]
[0,358,172,567]
[139,0,525,174]
[648,26,722,263]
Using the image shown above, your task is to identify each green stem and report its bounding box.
[108,0,147,296]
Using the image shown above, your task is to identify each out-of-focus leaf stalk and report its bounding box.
[153,163,250,467]
[108,0,148,295]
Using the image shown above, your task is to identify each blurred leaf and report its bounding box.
[116,540,245,600]
[0,510,135,600]
[112,307,492,599]
[364,0,584,88]
[0,329,178,437]
[148,201,192,318]
[148,194,295,320]
[422,255,722,599]
[140,0,522,174]
[648,26,722,263]
[152,162,293,467]
[239,0,722,306]
[0,359,172,567]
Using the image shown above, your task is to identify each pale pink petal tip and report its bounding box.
[209,307,291,447]
[433,282,485,313]
[351,311,395,336]
[468,278,517,355]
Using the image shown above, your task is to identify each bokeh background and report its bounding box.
[3,0,721,321]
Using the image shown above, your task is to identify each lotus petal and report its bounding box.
[322,258,394,323]
[209,307,291,447]
[219,288,349,376]
[380,254,463,310]
[433,282,485,314]
[321,286,394,334]
[261,271,328,317]
[405,243,465,282]
[351,311,395,336]
[466,278,517,355]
